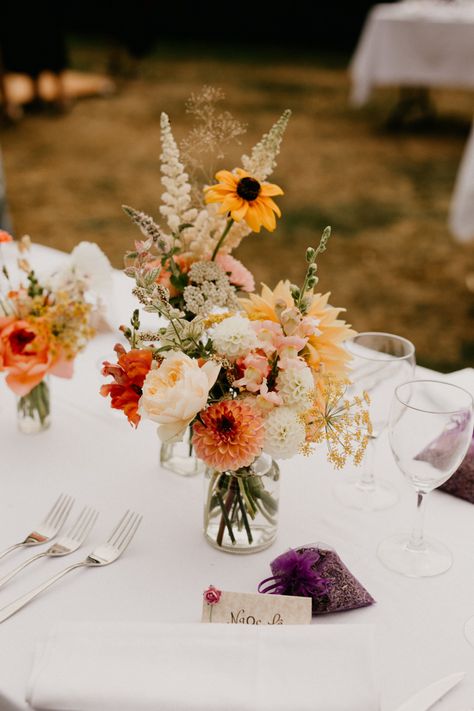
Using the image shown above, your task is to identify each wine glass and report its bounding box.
[378,380,473,577]
[334,332,416,510]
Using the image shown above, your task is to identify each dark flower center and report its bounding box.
[218,415,235,433]
[236,177,261,202]
[10,328,36,355]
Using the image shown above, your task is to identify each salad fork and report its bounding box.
[0,506,98,590]
[0,494,74,562]
[0,510,142,623]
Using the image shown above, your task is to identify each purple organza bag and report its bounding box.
[439,434,474,503]
[415,414,474,503]
[258,543,375,615]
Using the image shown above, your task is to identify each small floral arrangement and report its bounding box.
[0,235,102,428]
[101,90,371,547]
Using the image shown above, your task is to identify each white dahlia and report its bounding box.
[276,364,314,412]
[212,315,257,360]
[263,406,306,460]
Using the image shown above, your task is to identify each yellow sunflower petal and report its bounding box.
[254,200,276,231]
[264,197,282,218]
[244,207,263,233]
[230,200,249,222]
[260,183,284,197]
[215,170,238,186]
[221,195,245,214]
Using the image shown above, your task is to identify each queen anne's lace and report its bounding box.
[183,262,240,316]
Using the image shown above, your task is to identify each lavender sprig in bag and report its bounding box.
[258,543,375,615]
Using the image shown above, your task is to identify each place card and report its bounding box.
[201,587,311,625]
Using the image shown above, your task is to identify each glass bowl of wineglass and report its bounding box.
[378,379,473,577]
[334,332,415,511]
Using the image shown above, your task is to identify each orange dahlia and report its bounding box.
[204,168,283,233]
[100,344,153,427]
[192,399,265,472]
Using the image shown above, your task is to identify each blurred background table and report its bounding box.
[0,245,473,709]
[351,1,474,107]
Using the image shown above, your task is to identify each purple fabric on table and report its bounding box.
[440,434,474,503]
[258,543,375,615]
[415,413,474,503]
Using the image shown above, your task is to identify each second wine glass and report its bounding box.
[334,332,416,511]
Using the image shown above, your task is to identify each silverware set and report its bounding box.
[0,494,142,623]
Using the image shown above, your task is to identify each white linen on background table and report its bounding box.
[449,121,474,242]
[350,2,474,106]
[25,622,378,711]
[0,245,473,711]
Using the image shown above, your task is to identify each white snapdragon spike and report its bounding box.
[276,364,314,412]
[263,406,306,460]
[179,204,251,258]
[212,314,258,360]
[159,113,197,232]
[241,109,291,182]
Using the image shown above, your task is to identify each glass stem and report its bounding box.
[407,491,428,551]
[356,436,376,492]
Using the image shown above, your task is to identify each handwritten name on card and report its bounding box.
[202,589,311,625]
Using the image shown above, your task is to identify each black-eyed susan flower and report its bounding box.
[204,168,283,233]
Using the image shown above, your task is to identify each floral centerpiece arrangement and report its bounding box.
[0,235,106,433]
[101,90,371,552]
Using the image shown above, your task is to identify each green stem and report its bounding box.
[216,489,236,546]
[235,484,253,545]
[211,218,234,261]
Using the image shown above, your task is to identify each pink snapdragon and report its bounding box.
[233,352,270,392]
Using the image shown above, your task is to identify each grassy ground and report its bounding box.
[2,39,474,371]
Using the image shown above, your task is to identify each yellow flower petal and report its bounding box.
[260,183,284,197]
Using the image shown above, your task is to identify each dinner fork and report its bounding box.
[0,506,98,590]
[0,494,74,562]
[0,510,142,623]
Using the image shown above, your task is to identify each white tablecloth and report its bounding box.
[351,1,474,106]
[0,245,473,710]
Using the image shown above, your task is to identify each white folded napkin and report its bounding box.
[26,621,378,711]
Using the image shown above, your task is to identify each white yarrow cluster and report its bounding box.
[276,364,314,412]
[159,112,197,233]
[263,406,306,460]
[241,109,291,181]
[212,315,258,359]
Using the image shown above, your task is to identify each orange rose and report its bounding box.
[0,318,52,396]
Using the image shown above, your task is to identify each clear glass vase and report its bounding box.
[204,453,280,554]
[160,425,205,477]
[17,378,51,434]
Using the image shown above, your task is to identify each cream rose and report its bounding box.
[139,352,220,442]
